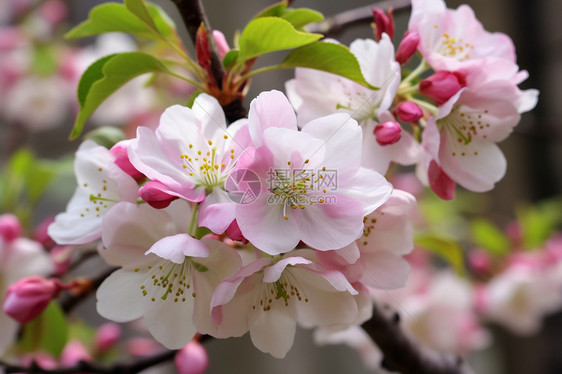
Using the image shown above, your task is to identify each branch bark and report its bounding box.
[169,0,248,122]
[361,303,475,374]
[308,0,412,38]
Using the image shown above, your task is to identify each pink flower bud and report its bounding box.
[428,160,456,200]
[39,0,67,26]
[138,181,178,209]
[0,214,22,242]
[419,71,466,105]
[372,8,394,41]
[4,276,60,323]
[468,250,492,274]
[127,337,162,357]
[95,323,122,353]
[174,341,209,374]
[60,340,92,367]
[212,30,230,60]
[395,101,423,123]
[395,32,420,65]
[225,220,248,244]
[373,121,402,146]
[110,140,144,181]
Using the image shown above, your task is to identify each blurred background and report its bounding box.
[1,0,561,373]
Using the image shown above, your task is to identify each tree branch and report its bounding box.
[1,349,176,374]
[361,303,475,374]
[308,0,412,38]
[169,0,247,122]
[59,266,117,313]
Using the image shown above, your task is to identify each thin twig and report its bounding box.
[308,0,412,38]
[361,303,475,374]
[59,266,117,313]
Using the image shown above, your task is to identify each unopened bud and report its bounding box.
[428,160,456,200]
[95,323,122,353]
[212,30,230,60]
[419,71,466,105]
[395,32,420,65]
[60,340,92,367]
[4,276,61,323]
[225,220,248,244]
[395,101,423,123]
[372,8,394,41]
[175,340,209,374]
[110,140,144,181]
[374,121,402,146]
[138,181,178,209]
[0,214,22,243]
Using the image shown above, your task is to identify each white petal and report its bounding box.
[96,270,146,322]
[147,234,210,264]
[249,305,297,358]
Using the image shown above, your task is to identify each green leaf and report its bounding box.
[517,201,562,250]
[77,55,115,107]
[415,234,465,274]
[19,302,69,357]
[282,8,324,29]
[71,52,169,140]
[238,17,321,61]
[471,219,510,255]
[31,45,57,76]
[280,42,376,89]
[124,0,158,31]
[253,1,287,18]
[223,49,239,68]
[65,2,175,41]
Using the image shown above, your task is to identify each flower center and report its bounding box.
[252,273,309,312]
[432,28,475,61]
[136,259,207,303]
[179,136,236,189]
[438,106,491,158]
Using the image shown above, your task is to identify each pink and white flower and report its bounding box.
[232,90,392,255]
[128,94,250,234]
[96,200,241,349]
[210,250,360,358]
[48,140,138,245]
[286,37,423,175]
[408,0,515,72]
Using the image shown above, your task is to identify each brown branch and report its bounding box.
[308,0,412,38]
[59,266,118,313]
[361,303,475,374]
[169,0,247,122]
[1,349,176,374]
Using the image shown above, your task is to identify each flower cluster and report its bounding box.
[48,89,417,358]
[287,0,538,200]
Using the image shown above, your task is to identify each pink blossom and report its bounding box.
[231,90,392,255]
[60,340,92,367]
[175,340,209,374]
[395,32,420,65]
[395,101,423,123]
[3,276,62,324]
[374,121,402,145]
[420,71,466,105]
[210,251,359,358]
[372,8,394,41]
[0,214,22,243]
[408,0,515,72]
[109,140,144,181]
[95,323,122,353]
[212,30,230,59]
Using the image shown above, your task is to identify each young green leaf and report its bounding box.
[238,17,321,61]
[71,52,170,140]
[281,8,324,29]
[65,2,175,41]
[253,1,288,18]
[415,234,465,275]
[124,0,158,31]
[77,55,115,107]
[19,302,69,358]
[280,42,376,89]
[223,49,239,68]
[471,219,510,255]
